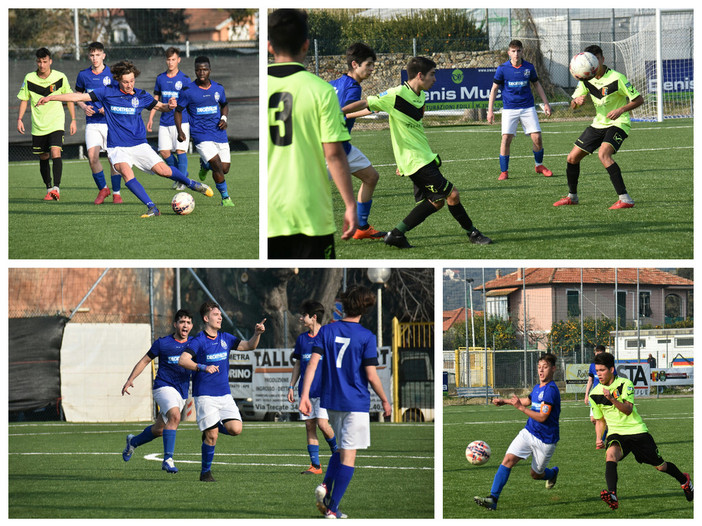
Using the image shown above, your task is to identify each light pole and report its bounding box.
[467,278,476,348]
[367,268,392,349]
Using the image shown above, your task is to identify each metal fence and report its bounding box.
[443,267,693,390]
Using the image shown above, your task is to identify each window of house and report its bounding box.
[639,291,652,318]
[567,290,580,317]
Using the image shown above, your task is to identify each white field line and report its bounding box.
[444,413,693,426]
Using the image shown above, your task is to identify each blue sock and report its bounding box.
[201,443,215,473]
[543,466,557,481]
[326,436,338,454]
[534,148,544,164]
[177,152,188,176]
[215,181,229,199]
[308,444,320,466]
[131,425,155,447]
[125,179,154,207]
[324,451,341,489]
[357,200,372,228]
[163,429,176,460]
[490,464,512,500]
[217,422,229,435]
[602,428,608,442]
[111,173,122,193]
[92,170,107,190]
[499,155,509,172]
[329,464,355,514]
[163,153,176,167]
[168,166,191,185]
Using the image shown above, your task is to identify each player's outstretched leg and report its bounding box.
[681,473,694,502]
[600,490,618,510]
[473,495,497,511]
[544,466,559,489]
[122,434,136,462]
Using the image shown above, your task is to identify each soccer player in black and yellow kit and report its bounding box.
[590,352,693,510]
[343,56,491,249]
[17,48,77,201]
[554,45,643,209]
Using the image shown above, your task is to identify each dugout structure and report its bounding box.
[392,317,434,422]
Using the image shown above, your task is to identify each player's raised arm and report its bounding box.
[121,354,153,395]
[36,92,92,106]
[238,318,267,351]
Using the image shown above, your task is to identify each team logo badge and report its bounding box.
[103,76,111,86]
[131,97,139,108]
[175,81,182,90]
[215,91,221,102]
[601,87,609,96]
[220,340,228,350]
[538,390,544,401]
[524,70,530,78]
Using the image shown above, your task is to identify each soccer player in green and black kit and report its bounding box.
[554,45,643,210]
[590,352,693,510]
[267,9,357,259]
[343,56,491,248]
[17,47,77,201]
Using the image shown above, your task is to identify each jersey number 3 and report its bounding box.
[269,92,293,146]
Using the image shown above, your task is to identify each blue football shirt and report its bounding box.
[524,380,560,444]
[89,85,158,147]
[154,70,190,126]
[329,74,362,155]
[293,332,324,399]
[186,330,241,397]
[312,321,379,412]
[176,81,228,145]
[493,59,539,109]
[148,334,192,399]
[75,66,116,125]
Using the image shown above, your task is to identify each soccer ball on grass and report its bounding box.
[466,440,491,465]
[172,192,195,215]
[569,52,599,81]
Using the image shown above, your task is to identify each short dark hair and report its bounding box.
[174,309,193,322]
[339,285,376,318]
[36,47,51,59]
[300,300,325,322]
[594,344,606,353]
[166,47,181,58]
[268,9,309,56]
[199,301,221,320]
[538,353,557,368]
[584,45,603,58]
[594,351,615,369]
[346,42,376,70]
[508,39,523,50]
[194,55,210,66]
[111,60,140,80]
[88,42,104,53]
[407,56,436,79]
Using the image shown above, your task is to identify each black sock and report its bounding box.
[398,199,438,233]
[52,158,63,187]
[566,162,580,195]
[606,162,627,195]
[662,461,687,484]
[605,461,618,493]
[39,158,51,187]
[447,202,474,232]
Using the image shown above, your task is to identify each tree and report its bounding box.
[122,9,188,44]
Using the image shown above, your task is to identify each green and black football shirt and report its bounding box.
[589,376,648,435]
[17,69,73,135]
[267,62,350,238]
[366,83,438,176]
[573,66,641,134]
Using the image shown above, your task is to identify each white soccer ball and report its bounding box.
[466,440,491,465]
[171,192,195,215]
[569,52,599,81]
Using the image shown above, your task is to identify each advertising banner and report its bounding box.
[401,68,497,110]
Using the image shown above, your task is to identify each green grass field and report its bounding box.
[8,421,433,519]
[8,151,258,259]
[333,119,693,259]
[443,396,693,518]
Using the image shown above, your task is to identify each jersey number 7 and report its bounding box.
[335,336,350,368]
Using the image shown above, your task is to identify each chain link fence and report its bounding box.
[443,267,693,392]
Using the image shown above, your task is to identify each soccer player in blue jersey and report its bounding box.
[75,42,123,204]
[36,60,213,218]
[487,40,552,181]
[120,309,194,473]
[330,43,386,240]
[174,56,233,207]
[474,353,560,511]
[287,300,338,474]
[299,286,392,519]
[147,47,191,192]
[178,302,266,482]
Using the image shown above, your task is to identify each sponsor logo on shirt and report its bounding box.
[111,105,137,115]
[163,90,179,99]
[207,351,228,362]
[167,356,180,364]
[196,105,219,115]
